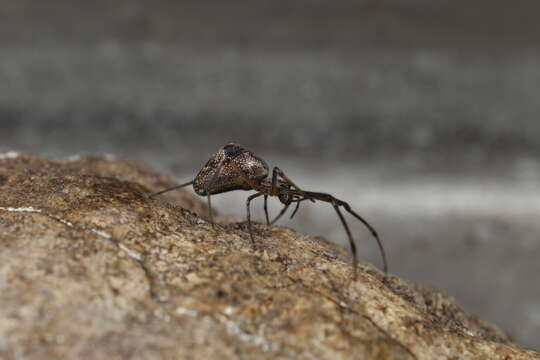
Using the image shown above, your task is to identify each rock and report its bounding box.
[0,153,537,360]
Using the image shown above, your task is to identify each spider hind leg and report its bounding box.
[305,191,388,275]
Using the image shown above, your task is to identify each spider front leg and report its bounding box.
[271,167,304,194]
[268,167,308,224]
[246,192,265,246]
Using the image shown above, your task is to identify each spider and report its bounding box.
[150,143,388,276]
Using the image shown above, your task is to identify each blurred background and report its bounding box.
[1,0,539,350]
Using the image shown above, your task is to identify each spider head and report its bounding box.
[193,143,269,196]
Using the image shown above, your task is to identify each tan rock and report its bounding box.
[0,153,537,360]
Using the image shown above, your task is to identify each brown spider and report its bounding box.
[150,143,388,275]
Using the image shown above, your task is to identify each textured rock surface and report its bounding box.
[0,153,538,360]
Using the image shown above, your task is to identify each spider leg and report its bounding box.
[339,200,387,274]
[271,167,279,192]
[271,167,304,193]
[246,192,264,245]
[289,200,302,219]
[207,194,214,225]
[269,197,305,225]
[303,191,388,274]
[268,167,308,224]
[332,204,359,280]
[226,160,273,233]
[269,202,291,225]
[263,195,270,225]
[149,180,194,198]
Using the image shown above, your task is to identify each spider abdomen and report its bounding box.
[192,143,269,196]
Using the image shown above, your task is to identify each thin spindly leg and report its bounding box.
[246,192,264,245]
[207,194,214,226]
[289,200,302,220]
[270,167,280,193]
[333,204,359,280]
[226,161,273,239]
[149,180,194,198]
[270,199,304,225]
[340,201,388,274]
[263,195,270,225]
[272,167,304,192]
[270,167,304,195]
[269,203,291,225]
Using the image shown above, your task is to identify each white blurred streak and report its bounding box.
[356,181,540,218]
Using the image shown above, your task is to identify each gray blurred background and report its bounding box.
[1,0,540,350]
